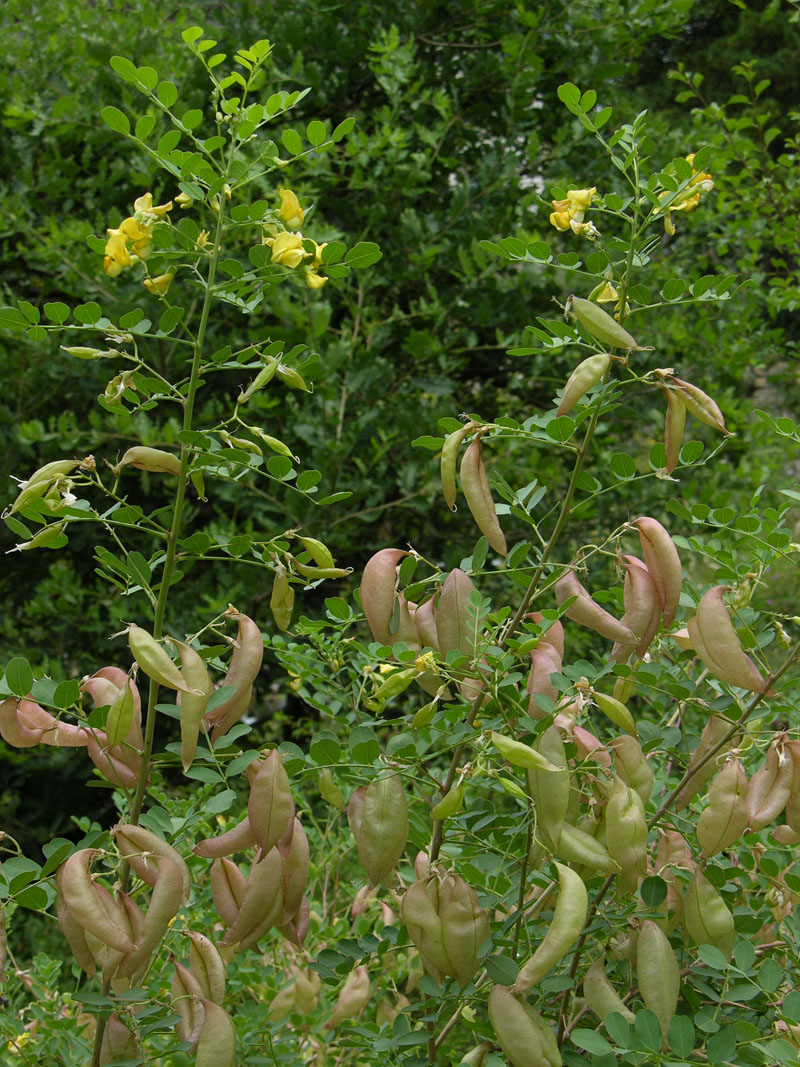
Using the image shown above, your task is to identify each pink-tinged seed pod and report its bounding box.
[525,612,565,661]
[691,586,771,693]
[411,596,440,652]
[325,965,371,1029]
[81,667,143,748]
[220,847,284,951]
[0,696,88,748]
[98,1013,140,1066]
[58,850,135,955]
[171,960,205,1047]
[205,610,265,739]
[359,548,417,647]
[195,999,236,1067]
[747,741,793,831]
[280,894,310,948]
[611,556,661,663]
[210,858,247,928]
[248,750,295,856]
[677,715,734,811]
[436,568,479,660]
[187,931,226,1005]
[84,729,142,789]
[555,570,635,645]
[667,377,730,435]
[633,517,682,627]
[55,866,97,976]
[784,740,800,835]
[697,757,749,858]
[112,823,191,899]
[663,386,686,475]
[573,726,612,769]
[194,815,257,859]
[116,854,185,980]
[460,437,508,556]
[280,819,310,925]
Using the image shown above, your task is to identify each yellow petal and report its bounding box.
[144,273,174,296]
[278,188,304,229]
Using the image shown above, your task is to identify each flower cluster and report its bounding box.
[103,193,173,278]
[549,187,598,238]
[265,188,328,289]
[659,154,713,235]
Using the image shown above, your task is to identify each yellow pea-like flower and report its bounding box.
[278,188,304,229]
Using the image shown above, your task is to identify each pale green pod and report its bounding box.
[441,423,473,510]
[556,822,619,874]
[604,777,648,896]
[684,868,735,959]
[610,734,653,805]
[633,516,682,627]
[697,757,749,858]
[116,445,181,476]
[636,919,680,1043]
[668,377,730,434]
[354,772,408,885]
[492,731,560,771]
[526,726,571,848]
[663,386,686,475]
[557,352,611,416]
[693,586,770,693]
[488,985,562,1067]
[170,638,212,772]
[566,295,640,350]
[127,624,197,694]
[582,958,635,1024]
[187,931,226,1005]
[514,863,588,991]
[248,750,295,856]
[460,437,508,556]
[439,873,489,986]
[195,999,236,1067]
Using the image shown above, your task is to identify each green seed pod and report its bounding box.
[11,520,67,552]
[441,423,475,511]
[430,783,465,821]
[697,757,749,858]
[276,362,312,391]
[8,459,79,515]
[127,623,197,694]
[677,715,734,811]
[270,564,294,632]
[604,777,648,896]
[248,750,295,856]
[116,446,181,476]
[239,358,280,402]
[514,863,588,992]
[249,427,296,459]
[60,345,112,359]
[492,731,560,772]
[565,295,640,350]
[684,868,735,959]
[636,920,680,1043]
[98,1014,140,1066]
[592,691,637,736]
[526,726,571,849]
[668,377,730,434]
[663,385,686,474]
[325,965,371,1029]
[351,772,408,886]
[488,985,562,1067]
[195,999,236,1067]
[557,352,611,416]
[318,768,347,810]
[610,734,653,805]
[582,958,635,1024]
[556,822,619,874]
[460,437,508,556]
[187,931,226,1005]
[298,535,335,569]
[439,872,489,986]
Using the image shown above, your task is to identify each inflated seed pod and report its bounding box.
[582,958,635,1024]
[565,295,640,350]
[7,459,79,515]
[557,352,611,416]
[636,919,680,1043]
[697,757,749,858]
[514,863,588,992]
[684,868,735,960]
[112,823,191,899]
[604,777,648,896]
[98,1014,140,1066]
[58,850,134,955]
[747,740,793,831]
[610,734,653,805]
[325,965,371,1029]
[460,437,508,556]
[116,445,181,476]
[195,999,236,1067]
[633,517,682,627]
[690,586,770,693]
[526,726,571,849]
[127,624,196,694]
[248,750,295,856]
[492,732,560,772]
[677,715,734,811]
[351,772,408,886]
[555,570,635,645]
[116,854,185,980]
[359,548,418,648]
[556,822,619,874]
[170,638,212,772]
[667,377,730,435]
[205,610,264,739]
[210,858,247,928]
[611,556,661,663]
[171,960,205,1047]
[488,985,562,1067]
[0,696,88,748]
[193,816,257,859]
[270,563,294,632]
[187,931,227,1005]
[784,740,800,835]
[441,423,474,511]
[220,847,284,951]
[663,386,686,475]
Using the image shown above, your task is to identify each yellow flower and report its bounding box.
[175,192,193,209]
[659,154,713,233]
[278,188,304,229]
[267,231,307,268]
[308,240,327,268]
[549,187,597,235]
[195,230,210,249]
[119,216,153,259]
[143,272,174,296]
[134,192,173,219]
[103,228,132,276]
[305,269,328,290]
